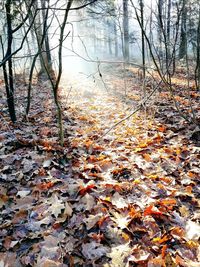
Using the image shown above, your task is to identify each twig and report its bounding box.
[99,81,162,139]
[97,61,109,92]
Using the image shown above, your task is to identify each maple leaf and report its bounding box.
[111,192,129,209]
[82,241,109,260]
[105,243,131,267]
[37,181,55,190]
[79,184,96,196]
[128,251,150,264]
[80,193,96,211]
[111,211,131,229]
[83,213,102,230]
[144,205,163,217]
[48,194,65,218]
[185,221,200,241]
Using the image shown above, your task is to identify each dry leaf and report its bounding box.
[105,243,131,267]
[185,220,200,241]
[82,241,109,260]
[48,194,65,218]
[83,213,102,230]
[112,192,128,209]
[81,193,96,211]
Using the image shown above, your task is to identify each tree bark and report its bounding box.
[195,7,200,90]
[123,0,129,61]
[179,0,187,59]
[4,0,17,123]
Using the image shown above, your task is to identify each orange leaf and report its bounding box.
[143,153,151,162]
[90,233,104,241]
[38,181,54,190]
[38,168,46,176]
[79,184,96,196]
[84,140,93,149]
[158,125,166,132]
[188,171,196,178]
[87,155,97,163]
[160,177,172,184]
[159,199,176,206]
[170,227,184,238]
[185,186,193,194]
[104,183,123,192]
[144,205,163,216]
[97,215,109,227]
[129,207,137,217]
[52,222,61,230]
[161,244,168,259]
[159,234,170,244]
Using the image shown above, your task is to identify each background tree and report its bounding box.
[179,0,187,59]
[123,0,129,61]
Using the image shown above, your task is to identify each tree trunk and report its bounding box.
[123,0,129,62]
[139,0,145,82]
[179,0,187,59]
[114,22,118,57]
[157,0,163,58]
[4,0,17,123]
[167,0,171,46]
[195,7,200,90]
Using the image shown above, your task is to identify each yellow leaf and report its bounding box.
[153,237,161,242]
[121,232,130,241]
[164,253,177,267]
[186,240,199,248]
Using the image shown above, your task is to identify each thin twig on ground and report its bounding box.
[99,80,162,139]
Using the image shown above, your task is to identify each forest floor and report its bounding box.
[0,63,200,267]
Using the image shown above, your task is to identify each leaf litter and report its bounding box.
[0,65,200,266]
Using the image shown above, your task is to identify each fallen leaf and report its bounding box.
[185,220,200,241]
[111,192,129,209]
[83,213,102,230]
[81,193,96,211]
[82,241,109,260]
[48,194,65,218]
[16,190,31,198]
[144,205,163,216]
[105,243,131,267]
[79,184,96,196]
[164,253,176,267]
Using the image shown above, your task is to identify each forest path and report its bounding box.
[0,64,200,266]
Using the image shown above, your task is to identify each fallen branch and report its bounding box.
[99,80,162,139]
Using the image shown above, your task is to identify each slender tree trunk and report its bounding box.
[41,0,53,73]
[114,22,118,57]
[138,0,146,99]
[167,0,171,50]
[179,0,187,59]
[166,0,172,62]
[107,21,112,55]
[195,7,200,91]
[26,0,52,115]
[157,0,163,56]
[139,0,145,80]
[52,0,73,146]
[4,0,17,123]
[123,0,129,61]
